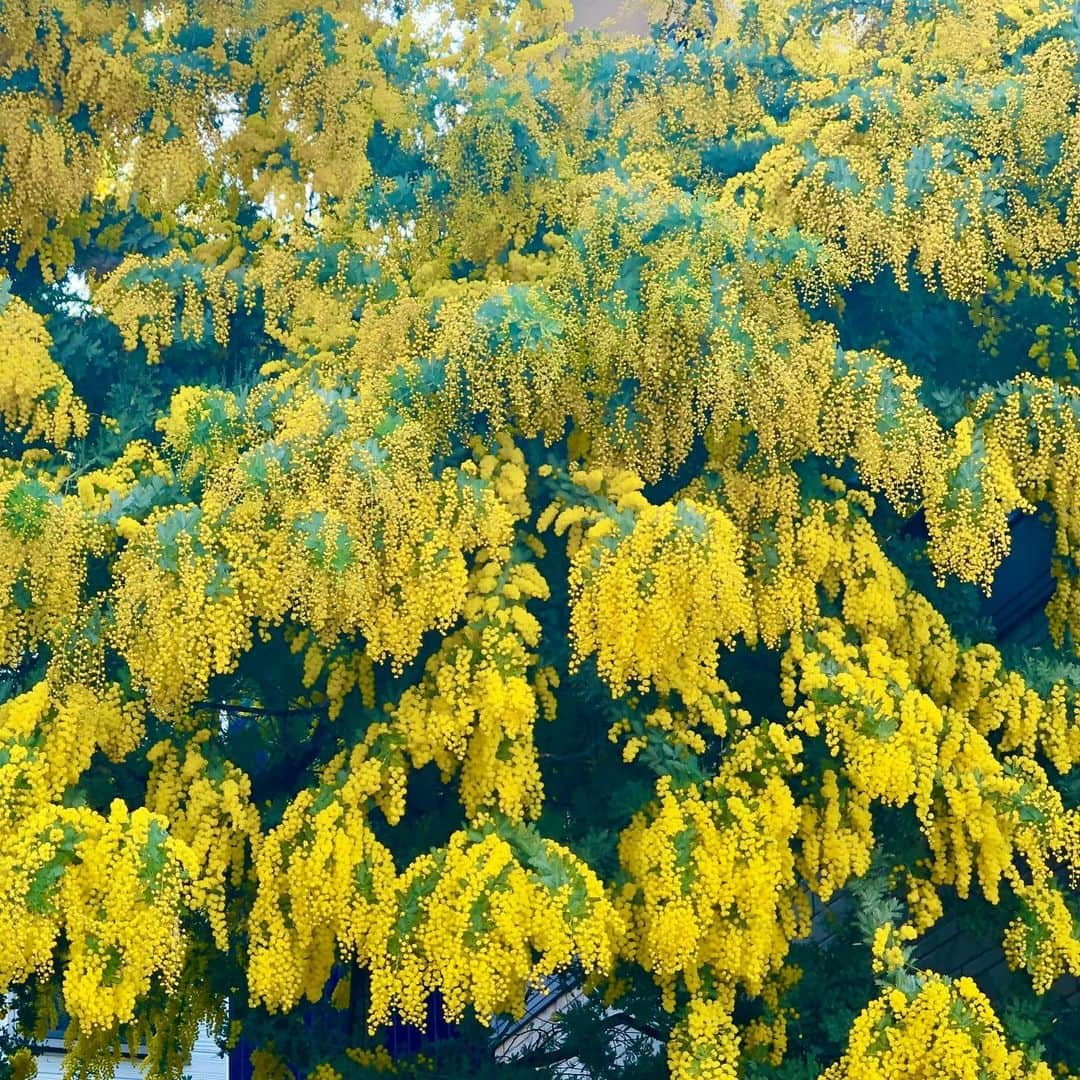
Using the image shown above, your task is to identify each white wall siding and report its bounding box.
[29,1025,227,1080]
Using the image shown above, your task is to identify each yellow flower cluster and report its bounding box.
[0,0,430,277]
[0,799,193,1033]
[306,1049,431,1079]
[612,685,751,764]
[368,828,621,1031]
[4,1048,37,1080]
[0,681,199,1041]
[755,494,1080,982]
[156,386,243,484]
[972,383,1080,647]
[0,296,88,448]
[689,326,1080,612]
[741,964,801,1068]
[0,681,144,825]
[249,1048,294,1080]
[926,752,1078,907]
[788,623,944,821]
[870,921,920,975]
[58,802,192,1032]
[737,1,1080,301]
[617,731,808,1013]
[246,746,624,1032]
[96,259,242,366]
[0,797,60,1005]
[667,996,740,1080]
[0,469,105,676]
[566,492,752,701]
[109,507,253,720]
[145,733,261,950]
[1003,882,1080,993]
[820,352,939,514]
[75,441,174,517]
[318,648,376,722]
[797,769,875,903]
[904,872,945,935]
[344,1047,397,1073]
[389,435,555,822]
[106,381,524,716]
[392,540,552,823]
[248,759,397,1013]
[823,975,1054,1080]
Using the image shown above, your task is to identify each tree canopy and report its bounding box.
[0,0,1079,1077]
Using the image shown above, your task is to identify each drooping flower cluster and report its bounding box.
[0,296,88,448]
[368,827,621,1031]
[823,975,1055,1080]
[617,726,809,1012]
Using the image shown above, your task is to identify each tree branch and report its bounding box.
[191,700,328,718]
[600,1011,667,1043]
[501,1009,666,1069]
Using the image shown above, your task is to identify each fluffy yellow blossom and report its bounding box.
[367,827,622,1031]
[668,996,740,1080]
[1003,882,1080,993]
[617,755,807,1011]
[392,529,550,823]
[568,497,752,701]
[823,974,1055,1080]
[0,296,88,448]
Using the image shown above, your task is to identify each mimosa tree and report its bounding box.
[0,1,1078,1077]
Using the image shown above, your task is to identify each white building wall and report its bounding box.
[5,1021,227,1080]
